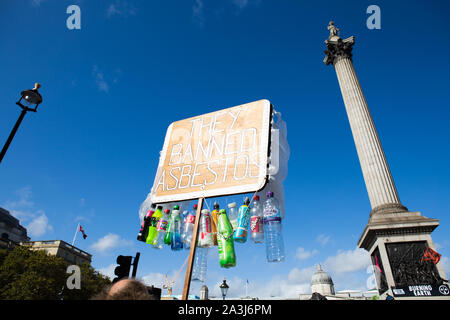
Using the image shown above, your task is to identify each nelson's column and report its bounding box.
[324,22,449,299]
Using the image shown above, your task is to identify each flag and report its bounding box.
[246,279,249,284]
[79,225,87,239]
[422,247,441,264]
[375,255,383,273]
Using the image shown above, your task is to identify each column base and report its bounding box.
[370,203,408,217]
[358,211,450,300]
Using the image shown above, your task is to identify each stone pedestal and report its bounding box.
[324,22,449,299]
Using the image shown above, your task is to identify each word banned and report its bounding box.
[151,100,271,203]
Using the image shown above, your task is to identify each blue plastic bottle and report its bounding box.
[233,197,251,243]
[170,206,183,251]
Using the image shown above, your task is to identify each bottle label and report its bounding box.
[201,216,211,233]
[236,206,250,228]
[186,214,195,224]
[263,207,280,219]
[250,216,263,233]
[263,216,281,224]
[156,219,168,231]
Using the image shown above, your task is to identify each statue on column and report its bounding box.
[327,21,339,39]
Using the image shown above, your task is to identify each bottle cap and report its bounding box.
[193,204,198,209]
[228,202,236,208]
[266,191,274,198]
[157,205,163,210]
[173,205,179,210]
[219,209,227,214]
[164,209,170,214]
[244,197,250,205]
[253,195,260,201]
[201,209,210,214]
[214,202,219,209]
[151,203,156,208]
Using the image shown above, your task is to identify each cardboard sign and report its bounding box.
[150,99,272,203]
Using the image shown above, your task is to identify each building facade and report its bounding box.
[0,207,30,247]
[22,240,92,265]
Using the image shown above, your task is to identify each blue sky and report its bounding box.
[1,0,449,298]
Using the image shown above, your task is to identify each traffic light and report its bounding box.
[113,255,132,283]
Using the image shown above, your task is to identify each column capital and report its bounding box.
[323,22,355,65]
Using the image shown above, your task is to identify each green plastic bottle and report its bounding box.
[146,206,163,244]
[217,209,236,268]
[164,205,177,245]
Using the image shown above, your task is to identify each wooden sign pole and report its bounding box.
[181,197,204,300]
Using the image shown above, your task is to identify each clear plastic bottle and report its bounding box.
[227,202,238,234]
[197,209,214,248]
[263,191,285,262]
[170,207,183,251]
[152,209,170,249]
[192,247,208,282]
[183,204,197,250]
[250,195,264,244]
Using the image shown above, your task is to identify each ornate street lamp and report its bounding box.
[219,279,229,300]
[0,83,43,164]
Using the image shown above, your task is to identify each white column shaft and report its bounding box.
[334,56,401,209]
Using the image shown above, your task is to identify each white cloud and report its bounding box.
[31,0,46,6]
[441,256,450,277]
[107,1,137,18]
[316,234,331,246]
[192,0,204,26]
[295,247,319,261]
[26,211,53,238]
[90,233,133,253]
[323,247,371,274]
[98,264,116,281]
[3,187,53,240]
[92,65,109,93]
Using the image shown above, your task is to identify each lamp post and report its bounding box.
[219,279,229,300]
[0,83,43,164]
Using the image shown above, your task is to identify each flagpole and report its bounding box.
[71,223,80,246]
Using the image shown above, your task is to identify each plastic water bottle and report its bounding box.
[137,204,155,242]
[164,207,174,245]
[152,209,170,249]
[227,202,238,233]
[217,209,236,268]
[250,195,264,244]
[210,202,220,246]
[183,204,197,250]
[233,197,251,243]
[146,206,163,245]
[198,209,214,248]
[263,191,285,262]
[192,247,208,282]
[170,207,183,251]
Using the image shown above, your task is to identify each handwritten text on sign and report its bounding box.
[151,100,271,203]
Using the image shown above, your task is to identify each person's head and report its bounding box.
[92,279,151,300]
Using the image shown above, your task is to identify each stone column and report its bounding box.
[323,22,407,216]
[323,22,448,300]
